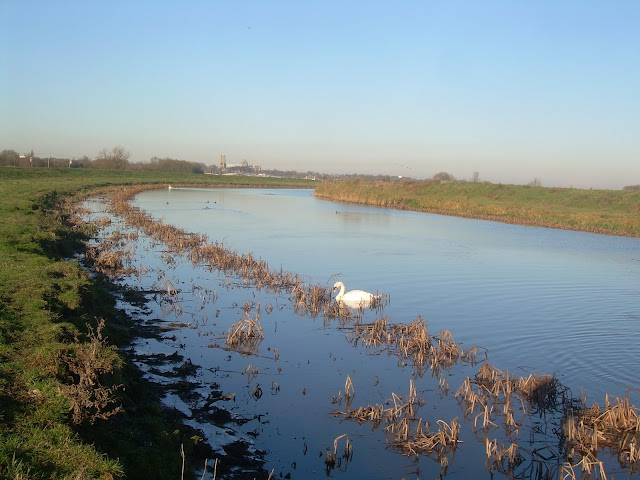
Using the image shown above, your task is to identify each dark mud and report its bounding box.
[87,273,272,479]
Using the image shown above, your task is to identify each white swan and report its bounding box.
[333,281,378,308]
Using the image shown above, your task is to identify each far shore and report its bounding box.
[314,180,640,238]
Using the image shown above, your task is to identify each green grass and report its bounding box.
[0,167,315,479]
[314,180,640,236]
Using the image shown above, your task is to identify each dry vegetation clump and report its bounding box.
[95,216,112,227]
[390,316,433,369]
[346,316,390,348]
[345,315,477,379]
[391,418,461,459]
[225,307,265,355]
[452,361,614,476]
[291,282,332,316]
[455,362,565,435]
[333,379,459,461]
[62,319,123,424]
[84,244,136,277]
[341,404,386,428]
[517,373,563,413]
[563,392,640,472]
[430,329,462,373]
[83,229,142,277]
[485,438,523,476]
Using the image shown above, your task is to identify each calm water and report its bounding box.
[137,187,640,401]
[90,187,640,478]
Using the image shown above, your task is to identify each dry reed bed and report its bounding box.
[346,316,478,379]
[563,391,640,475]
[455,361,640,477]
[343,311,640,476]
[84,186,640,477]
[106,187,351,319]
[333,377,460,464]
[84,232,137,277]
[454,360,565,425]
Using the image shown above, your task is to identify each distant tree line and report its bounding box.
[140,156,204,174]
[3,146,632,190]
[0,147,205,174]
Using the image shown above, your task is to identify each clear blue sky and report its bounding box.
[2,1,639,188]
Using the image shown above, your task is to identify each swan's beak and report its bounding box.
[332,286,337,292]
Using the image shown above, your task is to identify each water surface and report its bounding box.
[137,187,640,402]
[88,187,640,478]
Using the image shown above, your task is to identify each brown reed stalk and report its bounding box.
[563,391,640,470]
[485,438,523,475]
[225,309,264,355]
[392,418,461,457]
[344,375,355,402]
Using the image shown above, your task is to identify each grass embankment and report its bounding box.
[0,167,314,479]
[314,180,640,237]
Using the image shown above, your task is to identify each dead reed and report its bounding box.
[333,379,459,459]
[456,362,564,421]
[563,391,640,471]
[518,373,563,412]
[346,316,390,348]
[345,315,478,378]
[340,404,386,428]
[225,307,264,355]
[84,243,137,277]
[485,438,523,475]
[102,187,368,321]
[324,433,354,472]
[391,418,461,459]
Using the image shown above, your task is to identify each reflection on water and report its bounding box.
[137,187,640,401]
[84,187,640,478]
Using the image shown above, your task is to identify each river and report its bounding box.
[87,187,640,479]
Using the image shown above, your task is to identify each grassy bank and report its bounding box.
[314,180,640,237]
[0,167,314,479]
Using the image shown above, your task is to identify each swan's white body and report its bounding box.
[333,281,377,308]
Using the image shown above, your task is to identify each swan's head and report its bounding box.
[332,281,344,293]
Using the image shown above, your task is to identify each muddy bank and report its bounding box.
[79,195,273,479]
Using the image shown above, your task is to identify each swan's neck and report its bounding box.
[335,283,345,301]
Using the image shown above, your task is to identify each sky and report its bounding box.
[1,1,639,189]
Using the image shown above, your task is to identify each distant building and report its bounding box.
[218,154,261,173]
